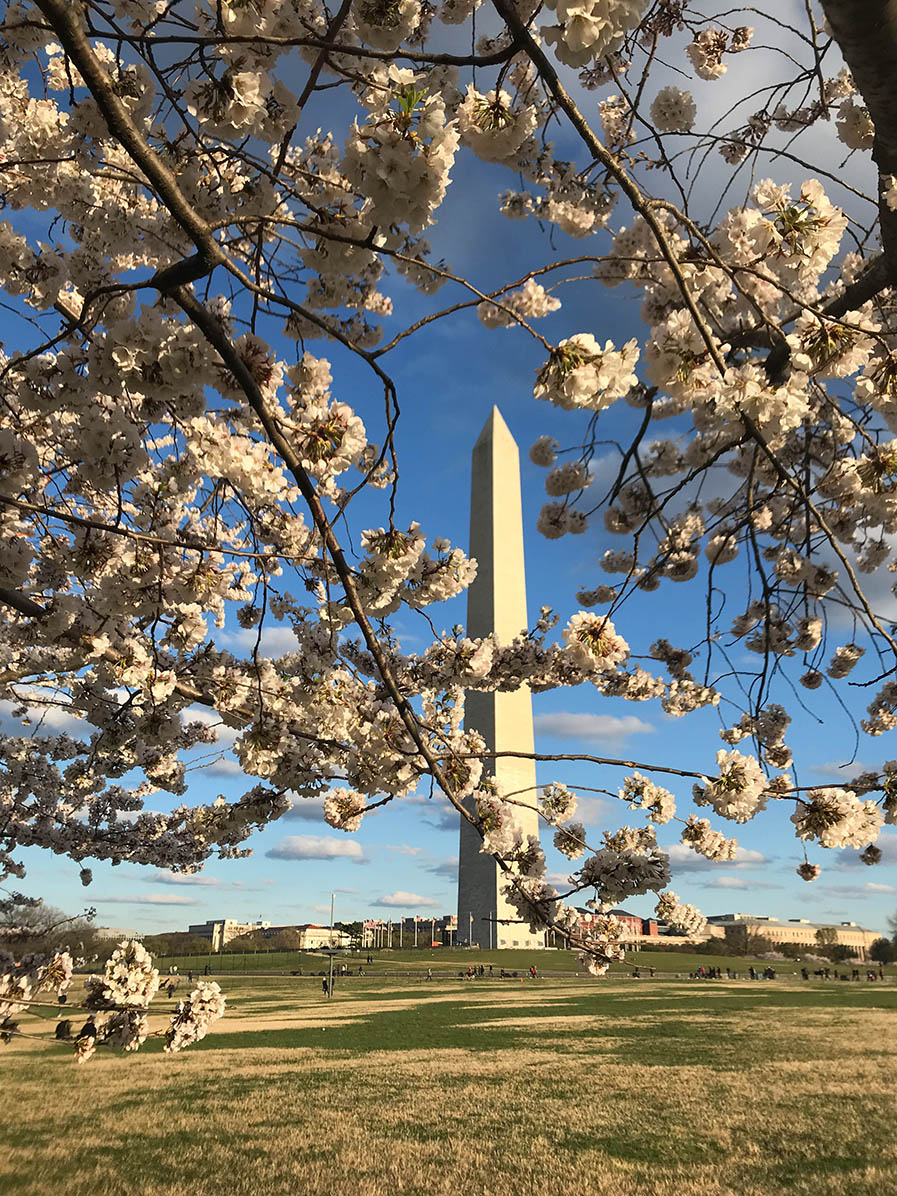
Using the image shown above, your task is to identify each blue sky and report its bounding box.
[6,6,897,937]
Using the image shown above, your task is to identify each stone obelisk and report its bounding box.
[457,407,543,950]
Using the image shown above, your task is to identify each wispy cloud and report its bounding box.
[0,697,88,740]
[387,845,423,856]
[663,843,768,872]
[265,835,364,862]
[283,795,327,822]
[374,891,441,909]
[147,871,222,887]
[203,758,244,777]
[828,831,897,869]
[534,712,654,745]
[807,760,874,781]
[425,857,459,879]
[93,893,201,906]
[220,625,300,657]
[818,881,896,899]
[696,876,782,891]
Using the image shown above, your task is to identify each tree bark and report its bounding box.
[821,0,897,281]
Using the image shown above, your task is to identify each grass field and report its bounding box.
[2,972,896,1196]
[150,944,896,979]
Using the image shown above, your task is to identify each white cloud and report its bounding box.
[374,891,441,908]
[203,758,244,777]
[664,843,768,872]
[829,831,897,869]
[819,881,897,898]
[808,760,874,781]
[266,835,364,861]
[697,876,782,891]
[220,624,300,657]
[387,845,423,856]
[534,712,654,744]
[0,697,89,740]
[576,794,614,825]
[283,795,327,821]
[148,871,222,887]
[93,893,200,906]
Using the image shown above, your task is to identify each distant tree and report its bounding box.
[724,926,774,957]
[262,929,304,951]
[815,927,839,950]
[778,943,808,961]
[870,938,896,964]
[0,891,96,958]
[336,921,364,946]
[226,931,267,953]
[142,933,215,958]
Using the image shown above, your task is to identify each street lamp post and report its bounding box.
[328,893,334,999]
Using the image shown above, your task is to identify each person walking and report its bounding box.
[426,968,432,982]
[322,977,329,997]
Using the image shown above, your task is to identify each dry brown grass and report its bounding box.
[2,979,895,1196]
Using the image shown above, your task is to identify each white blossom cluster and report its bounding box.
[575,825,671,906]
[85,940,160,1011]
[477,279,561,329]
[538,782,578,825]
[562,613,629,672]
[619,773,675,824]
[791,789,884,849]
[541,0,648,69]
[680,815,738,862]
[692,750,769,823]
[0,949,72,1024]
[324,787,367,832]
[165,982,227,1052]
[534,335,640,413]
[654,892,707,938]
[457,86,539,164]
[649,87,696,133]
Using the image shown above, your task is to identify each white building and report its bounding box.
[187,919,270,952]
[706,913,881,958]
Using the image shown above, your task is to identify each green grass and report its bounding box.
[149,944,894,979]
[3,973,896,1195]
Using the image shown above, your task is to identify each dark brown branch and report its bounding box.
[0,586,48,618]
[820,1,897,282]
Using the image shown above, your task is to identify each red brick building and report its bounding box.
[577,908,658,938]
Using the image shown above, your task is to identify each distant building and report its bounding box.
[261,924,352,950]
[363,915,457,948]
[94,927,139,941]
[706,913,881,958]
[576,909,659,940]
[187,919,271,952]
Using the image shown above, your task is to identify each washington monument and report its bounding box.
[457,407,544,950]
